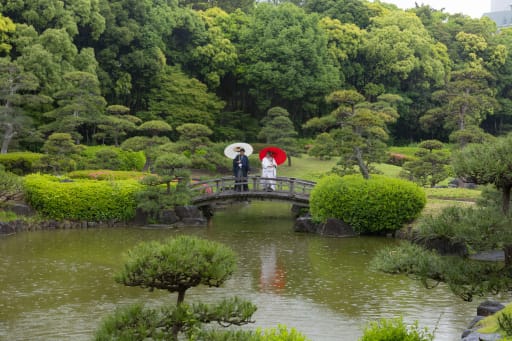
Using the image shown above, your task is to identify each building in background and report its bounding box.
[485,0,512,27]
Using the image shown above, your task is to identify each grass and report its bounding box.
[277,155,404,180]
[276,154,481,218]
[277,155,337,180]
[424,187,482,201]
[387,146,419,157]
[198,152,482,218]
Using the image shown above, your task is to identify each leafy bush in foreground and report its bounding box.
[359,317,434,341]
[310,174,426,233]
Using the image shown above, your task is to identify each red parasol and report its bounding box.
[259,146,287,165]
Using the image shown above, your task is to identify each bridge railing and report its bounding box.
[189,176,316,197]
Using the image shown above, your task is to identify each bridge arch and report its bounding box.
[189,176,315,209]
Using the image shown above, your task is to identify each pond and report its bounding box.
[0,202,484,340]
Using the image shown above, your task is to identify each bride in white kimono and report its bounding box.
[261,151,277,191]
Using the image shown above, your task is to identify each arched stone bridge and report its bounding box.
[189,176,316,208]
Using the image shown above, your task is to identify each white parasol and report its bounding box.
[224,142,253,159]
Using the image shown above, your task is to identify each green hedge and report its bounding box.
[0,152,43,175]
[310,174,426,233]
[67,170,148,180]
[23,174,142,221]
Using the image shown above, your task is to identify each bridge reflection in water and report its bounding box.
[189,176,316,208]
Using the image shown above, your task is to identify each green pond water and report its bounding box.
[0,202,486,340]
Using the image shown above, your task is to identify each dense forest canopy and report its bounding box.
[0,0,510,153]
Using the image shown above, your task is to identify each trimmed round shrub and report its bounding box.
[310,174,426,233]
[0,152,43,175]
[23,174,142,221]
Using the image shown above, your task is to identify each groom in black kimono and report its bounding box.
[233,148,250,191]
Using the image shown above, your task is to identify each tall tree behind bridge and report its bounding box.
[258,106,299,166]
[304,90,400,179]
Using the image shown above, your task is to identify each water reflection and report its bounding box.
[0,202,490,340]
[259,244,286,292]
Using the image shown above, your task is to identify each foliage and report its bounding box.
[95,105,140,146]
[42,71,107,144]
[0,58,46,154]
[0,152,42,175]
[497,312,512,337]
[415,205,512,253]
[477,303,512,337]
[147,66,225,128]
[101,236,257,339]
[358,316,434,341]
[238,3,340,118]
[134,152,192,221]
[38,132,85,174]
[152,152,191,195]
[370,242,512,302]
[258,107,300,166]
[116,236,238,300]
[66,170,147,181]
[199,324,311,340]
[212,111,260,142]
[0,168,23,202]
[78,145,146,171]
[134,175,166,222]
[95,298,258,341]
[400,140,452,187]
[305,90,400,179]
[308,132,339,160]
[137,120,172,137]
[0,210,19,222]
[120,135,171,169]
[452,133,512,214]
[310,174,426,233]
[23,174,141,221]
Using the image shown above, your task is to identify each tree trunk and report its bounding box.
[354,147,369,179]
[287,155,292,167]
[505,244,512,268]
[177,289,186,305]
[1,123,15,154]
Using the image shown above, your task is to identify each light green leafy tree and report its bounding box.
[190,8,238,89]
[0,0,105,39]
[0,13,15,55]
[147,66,225,128]
[238,3,340,123]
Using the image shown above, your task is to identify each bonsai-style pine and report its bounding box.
[96,236,257,340]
